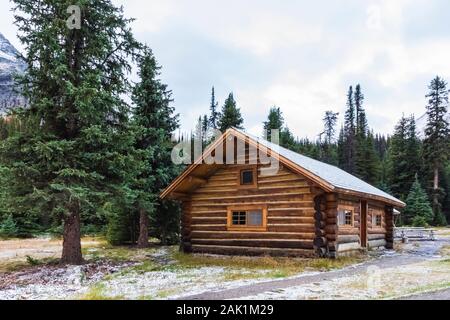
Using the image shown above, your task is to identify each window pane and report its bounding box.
[376,215,382,226]
[338,211,345,226]
[232,212,246,225]
[248,210,263,226]
[345,210,352,225]
[241,170,253,185]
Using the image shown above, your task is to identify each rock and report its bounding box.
[0,32,26,114]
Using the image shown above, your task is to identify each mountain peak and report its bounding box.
[0,32,26,114]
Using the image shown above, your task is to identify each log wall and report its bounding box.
[185,164,317,257]
[336,197,361,253]
[367,203,387,249]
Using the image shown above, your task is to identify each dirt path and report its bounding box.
[180,238,449,300]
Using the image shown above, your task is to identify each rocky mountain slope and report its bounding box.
[0,32,26,114]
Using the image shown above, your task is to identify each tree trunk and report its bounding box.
[61,210,83,265]
[433,166,440,213]
[137,208,149,248]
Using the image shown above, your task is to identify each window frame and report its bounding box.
[337,205,354,228]
[227,205,267,231]
[237,166,258,189]
[369,207,383,229]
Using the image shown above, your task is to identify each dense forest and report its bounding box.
[0,1,449,264]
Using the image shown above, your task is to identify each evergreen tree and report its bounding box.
[403,175,434,226]
[217,93,244,132]
[320,111,339,165]
[354,84,367,136]
[341,86,356,173]
[2,0,142,264]
[0,214,19,238]
[423,76,450,224]
[386,115,421,201]
[263,106,284,141]
[131,48,179,247]
[209,87,220,129]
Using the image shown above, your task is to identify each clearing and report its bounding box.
[0,229,449,300]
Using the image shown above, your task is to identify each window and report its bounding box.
[232,211,246,225]
[227,206,267,231]
[238,166,257,189]
[370,207,383,228]
[372,214,382,227]
[338,209,353,227]
[241,170,254,185]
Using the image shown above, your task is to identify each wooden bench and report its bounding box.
[394,227,436,242]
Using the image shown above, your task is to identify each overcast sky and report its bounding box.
[1,0,449,139]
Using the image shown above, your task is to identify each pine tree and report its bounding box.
[354,84,367,136]
[209,87,220,129]
[320,111,339,165]
[217,93,244,132]
[263,106,284,141]
[403,175,434,226]
[2,0,142,264]
[131,48,179,247]
[423,76,450,224]
[341,86,356,173]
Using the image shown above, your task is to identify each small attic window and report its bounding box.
[241,170,253,185]
[238,167,257,188]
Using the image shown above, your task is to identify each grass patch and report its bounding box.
[0,257,59,273]
[80,283,125,300]
[383,281,450,300]
[172,251,366,280]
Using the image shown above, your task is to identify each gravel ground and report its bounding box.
[399,288,450,300]
[1,232,449,300]
[180,237,450,300]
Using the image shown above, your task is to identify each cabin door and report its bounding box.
[360,201,368,247]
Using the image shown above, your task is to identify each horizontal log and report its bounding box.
[368,233,386,241]
[191,239,314,249]
[268,225,315,233]
[191,230,315,240]
[192,191,312,201]
[338,235,360,244]
[191,218,227,224]
[192,201,313,208]
[368,239,386,249]
[191,244,316,257]
[337,242,361,252]
[338,228,359,235]
[268,217,314,224]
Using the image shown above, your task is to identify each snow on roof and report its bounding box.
[233,127,405,206]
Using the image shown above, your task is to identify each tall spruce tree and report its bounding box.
[320,111,339,165]
[217,93,244,132]
[423,76,449,224]
[209,87,220,129]
[389,115,422,200]
[263,106,284,141]
[2,0,142,264]
[131,48,179,247]
[341,86,356,173]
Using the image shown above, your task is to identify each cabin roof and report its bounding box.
[234,128,405,207]
[161,127,405,208]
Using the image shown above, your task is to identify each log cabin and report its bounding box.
[160,127,405,258]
